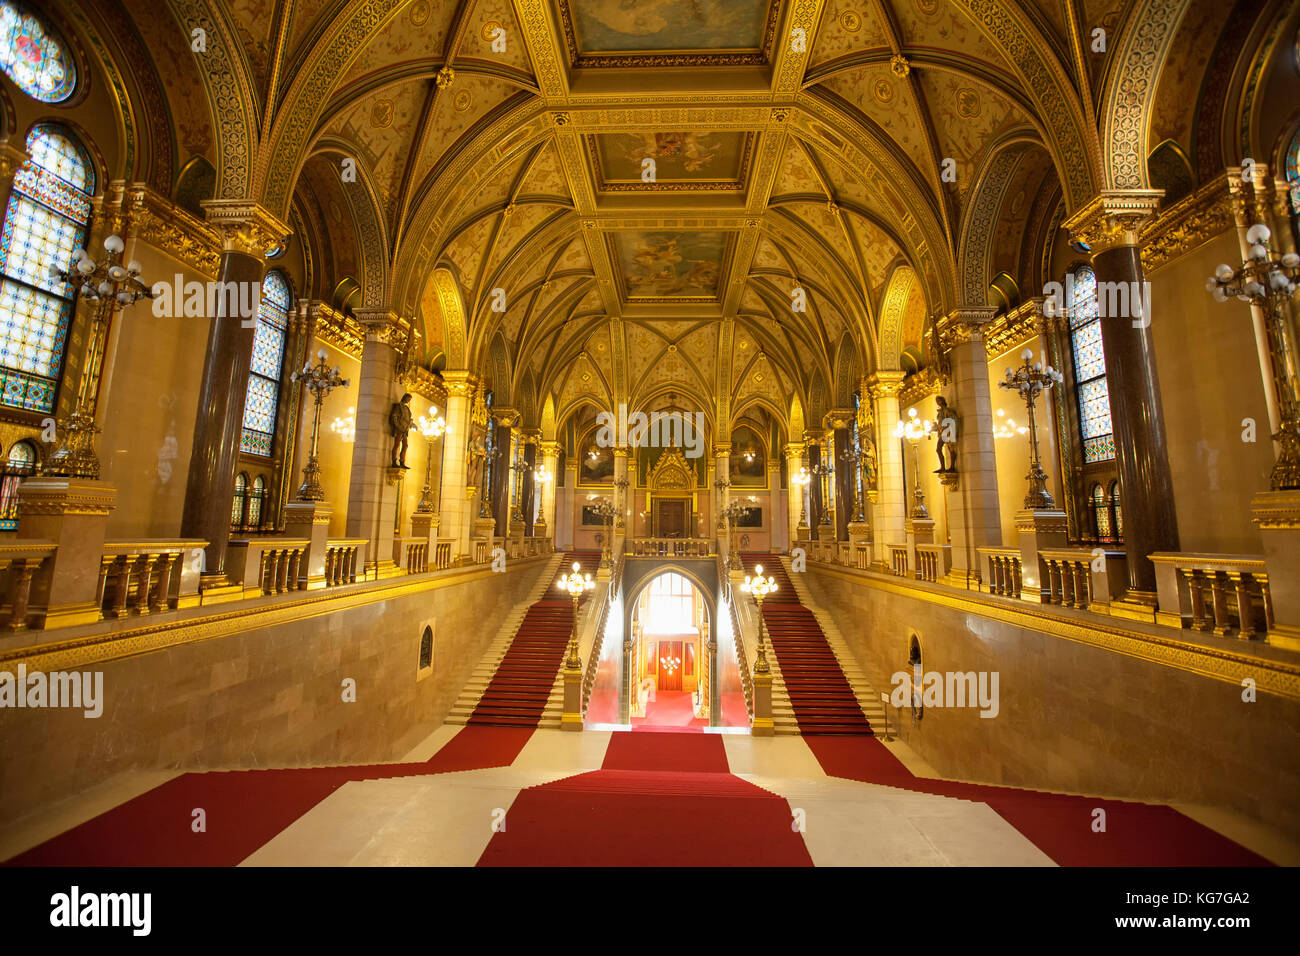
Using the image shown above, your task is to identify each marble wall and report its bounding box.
[0,558,552,825]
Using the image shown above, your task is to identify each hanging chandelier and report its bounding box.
[48,234,153,306]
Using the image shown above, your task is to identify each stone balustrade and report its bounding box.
[396,537,428,574]
[1038,547,1126,612]
[472,538,490,565]
[887,543,909,577]
[227,538,310,596]
[626,536,713,557]
[434,539,455,569]
[1150,553,1274,639]
[99,539,207,618]
[322,539,365,586]
[915,543,952,583]
[978,546,1023,597]
[1,541,56,631]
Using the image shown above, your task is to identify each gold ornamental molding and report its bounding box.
[0,554,556,674]
[123,185,220,279]
[1061,190,1164,255]
[16,479,116,517]
[983,299,1053,358]
[1251,490,1300,530]
[200,199,292,258]
[898,365,950,407]
[311,303,365,360]
[934,308,997,352]
[1139,177,1235,274]
[809,562,1300,701]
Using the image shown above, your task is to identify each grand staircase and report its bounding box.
[740,553,882,736]
[446,551,601,729]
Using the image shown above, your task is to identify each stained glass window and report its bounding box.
[0,125,92,413]
[231,473,247,530]
[240,270,291,455]
[1091,483,1111,539]
[1067,265,1114,463]
[1110,480,1123,539]
[248,475,265,528]
[1286,128,1300,214]
[0,438,35,530]
[0,3,74,103]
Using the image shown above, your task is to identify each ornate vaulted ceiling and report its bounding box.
[84,0,1290,438]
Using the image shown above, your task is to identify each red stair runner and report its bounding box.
[465,551,598,728]
[741,553,873,736]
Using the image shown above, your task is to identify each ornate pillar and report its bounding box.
[537,440,561,541]
[344,309,408,576]
[520,429,539,536]
[826,409,855,542]
[612,445,629,555]
[938,309,1003,588]
[1064,191,1179,618]
[491,409,518,536]
[438,372,476,561]
[784,442,807,547]
[713,442,731,556]
[868,372,907,566]
[180,200,288,577]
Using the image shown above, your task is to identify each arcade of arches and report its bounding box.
[0,0,1298,869]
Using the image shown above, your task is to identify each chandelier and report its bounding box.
[48,234,152,306]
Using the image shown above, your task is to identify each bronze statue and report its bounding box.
[389,393,414,467]
[934,396,958,472]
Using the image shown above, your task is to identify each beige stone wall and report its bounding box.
[803,566,1300,841]
[0,558,552,825]
[1147,231,1274,553]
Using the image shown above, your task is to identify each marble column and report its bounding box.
[1064,191,1179,616]
[521,438,537,536]
[940,310,1004,588]
[181,201,288,577]
[826,409,855,542]
[784,442,807,547]
[438,372,476,561]
[537,440,560,542]
[613,445,629,555]
[344,310,406,576]
[714,443,731,556]
[868,372,907,566]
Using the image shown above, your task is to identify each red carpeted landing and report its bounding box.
[467,599,574,727]
[477,730,813,867]
[803,735,1273,867]
[631,690,709,732]
[6,726,533,867]
[740,553,873,736]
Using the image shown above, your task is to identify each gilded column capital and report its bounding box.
[441,370,481,397]
[866,370,907,399]
[823,408,855,430]
[200,199,292,257]
[1061,190,1163,255]
[714,443,732,457]
[492,407,521,428]
[353,309,410,351]
[538,440,562,457]
[0,141,29,182]
[518,427,542,444]
[783,441,805,457]
[612,446,629,458]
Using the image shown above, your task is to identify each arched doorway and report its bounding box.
[630,571,706,728]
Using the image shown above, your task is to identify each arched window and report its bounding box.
[644,572,696,634]
[418,625,433,671]
[1067,265,1115,463]
[0,124,93,413]
[1109,479,1123,540]
[1091,483,1111,540]
[231,472,247,530]
[1286,127,1300,214]
[0,438,36,529]
[0,3,75,103]
[248,475,265,529]
[240,270,291,455]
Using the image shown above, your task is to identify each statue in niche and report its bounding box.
[934,396,958,472]
[389,393,414,467]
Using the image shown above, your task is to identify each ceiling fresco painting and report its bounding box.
[613,231,731,300]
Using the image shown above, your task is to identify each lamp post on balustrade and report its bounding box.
[558,561,595,669]
[290,350,351,501]
[720,496,754,570]
[741,563,778,675]
[414,407,446,514]
[998,349,1064,509]
[894,408,932,519]
[588,495,617,569]
[792,464,811,537]
[839,442,867,522]
[809,460,834,530]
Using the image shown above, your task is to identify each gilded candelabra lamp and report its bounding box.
[557,561,596,670]
[741,563,778,675]
[894,408,933,519]
[588,495,617,568]
[809,460,834,529]
[45,234,153,478]
[479,435,503,518]
[290,350,351,500]
[413,407,446,513]
[838,442,867,522]
[508,446,530,526]
[1206,222,1300,489]
[720,496,756,570]
[998,349,1064,509]
[612,474,630,533]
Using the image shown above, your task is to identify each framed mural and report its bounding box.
[578,428,614,484]
[735,505,762,528]
[730,425,767,487]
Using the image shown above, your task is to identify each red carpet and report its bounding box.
[631,690,709,731]
[478,730,813,867]
[6,726,533,867]
[466,551,599,728]
[803,734,1273,866]
[740,553,873,735]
